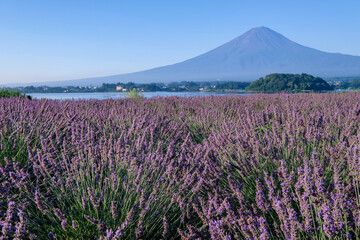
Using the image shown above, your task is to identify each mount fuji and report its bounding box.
[39,27,360,86]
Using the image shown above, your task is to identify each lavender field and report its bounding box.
[1,93,360,239]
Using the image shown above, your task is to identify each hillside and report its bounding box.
[246,73,334,92]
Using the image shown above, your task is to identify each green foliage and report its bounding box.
[246,73,334,93]
[0,88,23,98]
[0,133,29,168]
[126,88,144,98]
[215,81,250,90]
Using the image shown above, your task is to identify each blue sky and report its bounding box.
[0,0,359,84]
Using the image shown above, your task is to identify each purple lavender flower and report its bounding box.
[82,196,87,208]
[48,231,56,240]
[111,201,118,221]
[14,209,27,239]
[136,220,144,238]
[87,187,100,209]
[61,219,67,231]
[255,179,270,212]
[162,216,169,238]
[35,191,48,215]
[72,220,77,230]
[2,201,16,237]
[258,216,270,240]
[319,203,336,238]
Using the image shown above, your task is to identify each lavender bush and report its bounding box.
[1,93,360,239]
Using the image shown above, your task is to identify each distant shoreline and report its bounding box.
[5,76,360,94]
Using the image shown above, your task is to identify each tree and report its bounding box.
[246,73,334,93]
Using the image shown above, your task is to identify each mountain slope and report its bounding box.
[33,27,360,86]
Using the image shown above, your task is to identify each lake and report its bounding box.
[27,91,251,100]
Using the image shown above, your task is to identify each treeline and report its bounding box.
[13,85,98,93]
[330,80,360,90]
[6,76,360,94]
[10,81,251,93]
[105,81,251,92]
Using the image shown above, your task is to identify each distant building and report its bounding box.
[116,86,123,91]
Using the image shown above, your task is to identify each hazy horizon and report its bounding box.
[1,0,360,85]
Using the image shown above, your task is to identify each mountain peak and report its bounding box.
[242,26,280,37]
[246,26,275,33]
[208,26,294,55]
[236,26,291,47]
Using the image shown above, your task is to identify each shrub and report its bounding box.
[126,88,144,98]
[0,88,23,98]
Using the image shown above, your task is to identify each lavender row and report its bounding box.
[1,93,360,239]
